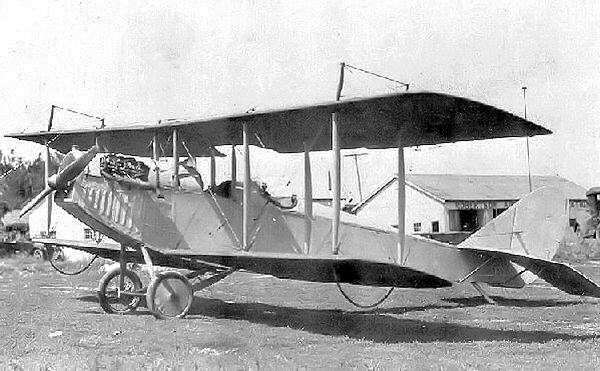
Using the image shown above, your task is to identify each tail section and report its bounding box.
[456,187,600,298]
[459,186,568,261]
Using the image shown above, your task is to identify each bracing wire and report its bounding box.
[0,162,25,180]
[344,64,410,91]
[53,105,104,122]
[333,268,394,309]
[49,253,99,276]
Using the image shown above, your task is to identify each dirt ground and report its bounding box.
[1,256,600,370]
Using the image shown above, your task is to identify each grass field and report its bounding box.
[1,255,600,370]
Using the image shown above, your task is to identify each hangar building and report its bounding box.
[352,174,588,238]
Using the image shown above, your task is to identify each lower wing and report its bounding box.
[35,238,451,289]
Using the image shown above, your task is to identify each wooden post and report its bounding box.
[331,112,341,255]
[397,138,406,264]
[303,143,313,254]
[172,128,179,187]
[242,123,251,250]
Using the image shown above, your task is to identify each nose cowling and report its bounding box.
[50,145,100,190]
[20,145,100,217]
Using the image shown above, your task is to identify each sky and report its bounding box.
[0,1,598,190]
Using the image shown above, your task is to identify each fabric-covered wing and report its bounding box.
[35,238,451,289]
[7,92,550,155]
[176,253,452,289]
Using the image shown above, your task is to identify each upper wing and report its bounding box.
[7,92,550,155]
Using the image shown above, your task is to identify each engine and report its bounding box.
[100,154,150,181]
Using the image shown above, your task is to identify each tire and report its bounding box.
[50,248,65,262]
[32,248,46,260]
[146,271,193,319]
[97,266,143,314]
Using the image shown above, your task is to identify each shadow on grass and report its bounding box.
[73,292,591,343]
[443,296,582,308]
[186,297,593,344]
[76,294,151,316]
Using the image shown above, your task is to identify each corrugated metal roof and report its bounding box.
[406,174,586,201]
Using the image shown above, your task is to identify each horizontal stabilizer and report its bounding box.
[463,247,600,298]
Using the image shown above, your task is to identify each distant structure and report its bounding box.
[1,210,29,242]
[28,198,110,243]
[352,174,588,240]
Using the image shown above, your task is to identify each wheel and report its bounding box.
[50,247,65,262]
[31,248,46,260]
[97,266,143,314]
[146,271,193,319]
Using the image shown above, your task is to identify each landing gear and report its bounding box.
[97,244,231,318]
[471,282,496,304]
[146,272,194,319]
[32,247,46,260]
[97,266,143,314]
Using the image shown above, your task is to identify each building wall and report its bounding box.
[29,197,89,240]
[357,179,447,233]
[29,197,116,260]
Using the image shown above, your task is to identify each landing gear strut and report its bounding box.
[472,282,496,304]
[97,244,233,318]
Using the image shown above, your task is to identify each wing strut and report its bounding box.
[304,143,313,254]
[45,105,55,236]
[210,147,217,188]
[398,138,406,264]
[44,138,53,235]
[231,145,237,197]
[331,62,345,255]
[242,122,251,250]
[331,112,341,254]
[152,130,160,191]
[172,128,179,187]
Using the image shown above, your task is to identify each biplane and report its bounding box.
[8,91,600,319]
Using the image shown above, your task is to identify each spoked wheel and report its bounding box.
[146,271,193,319]
[31,248,46,260]
[97,266,143,314]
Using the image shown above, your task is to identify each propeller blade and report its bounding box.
[20,145,100,218]
[20,187,53,217]
[50,145,100,189]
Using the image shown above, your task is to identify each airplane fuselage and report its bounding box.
[57,172,527,288]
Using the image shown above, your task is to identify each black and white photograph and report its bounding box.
[0,1,599,369]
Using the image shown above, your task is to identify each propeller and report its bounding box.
[20,145,101,217]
